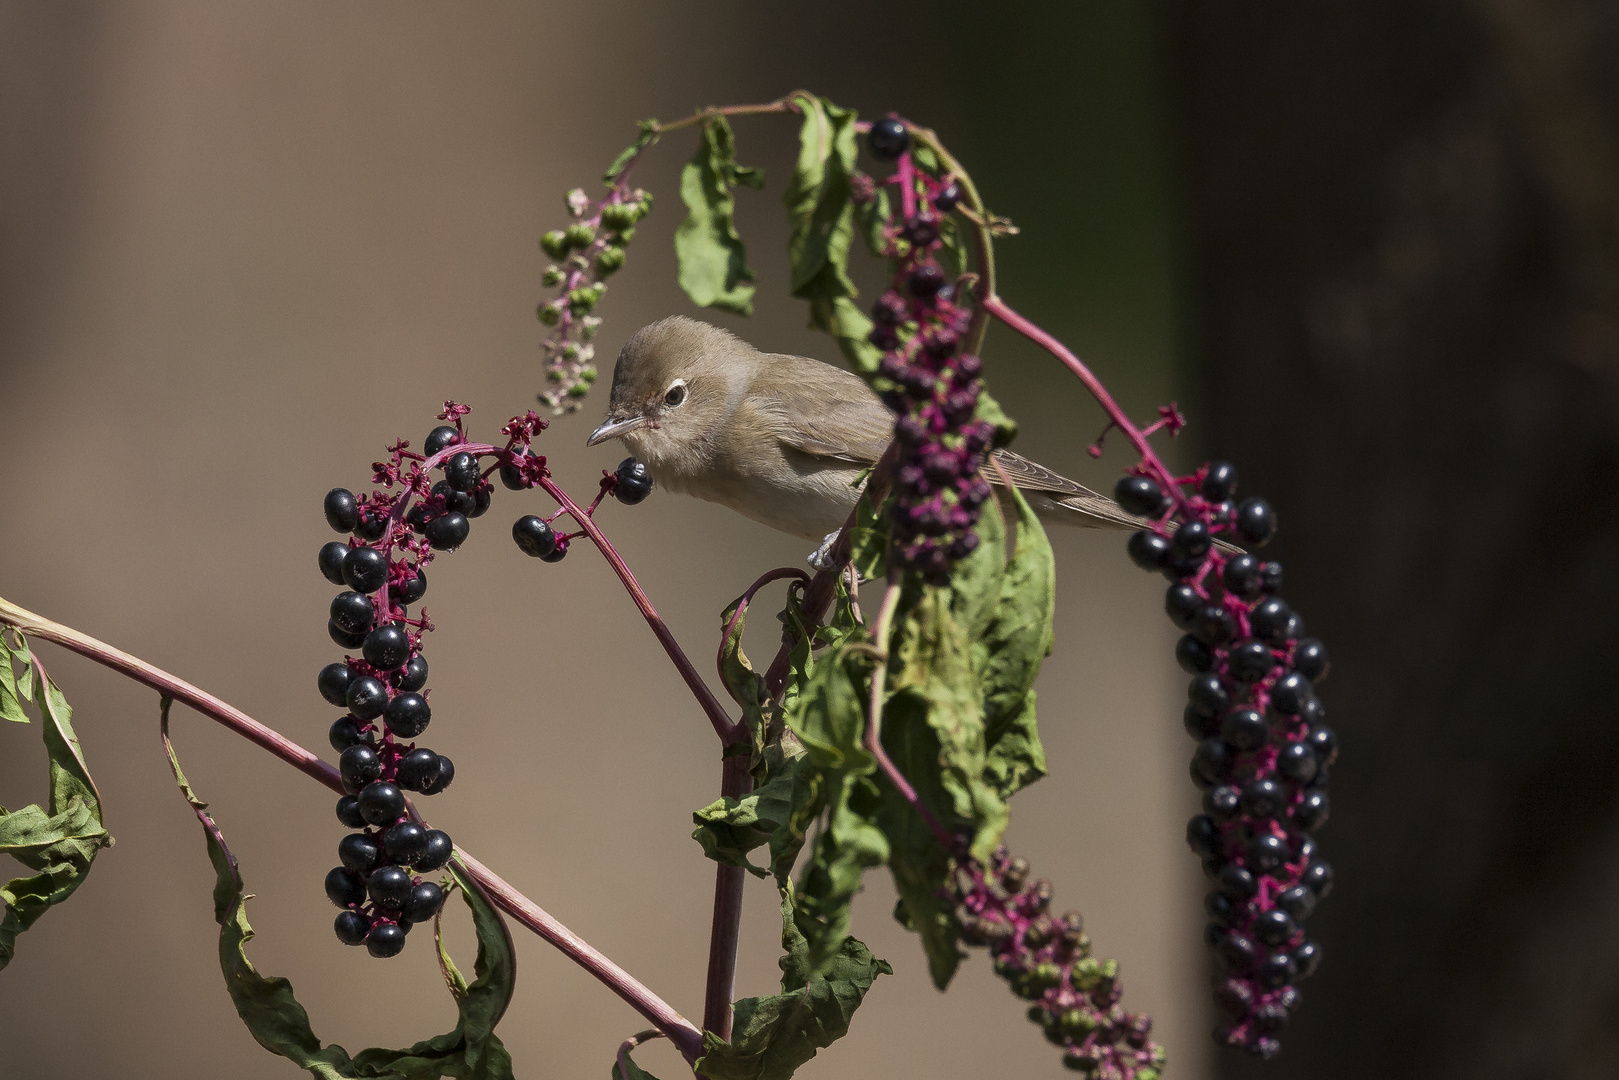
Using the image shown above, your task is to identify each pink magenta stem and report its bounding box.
[981,295,1192,515]
[539,476,742,746]
[0,594,706,1064]
[701,753,753,1039]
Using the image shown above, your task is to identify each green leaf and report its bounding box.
[846,488,889,582]
[888,590,1008,864]
[979,487,1056,798]
[604,120,659,184]
[162,702,516,1079]
[0,631,29,724]
[853,187,891,259]
[0,660,112,972]
[948,484,1007,645]
[694,889,890,1080]
[611,1044,664,1080]
[782,95,881,376]
[675,116,764,315]
[693,767,797,879]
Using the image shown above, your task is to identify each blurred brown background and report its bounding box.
[4,3,1617,1080]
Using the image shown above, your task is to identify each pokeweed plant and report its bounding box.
[0,91,1334,1077]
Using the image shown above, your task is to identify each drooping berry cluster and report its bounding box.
[953,847,1165,1079]
[1115,463,1335,1058]
[858,115,995,585]
[536,185,652,413]
[317,404,551,957]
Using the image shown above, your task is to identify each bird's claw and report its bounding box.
[807,531,841,571]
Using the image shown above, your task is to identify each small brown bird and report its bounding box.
[586,316,1151,562]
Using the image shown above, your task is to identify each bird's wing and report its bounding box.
[748,354,894,464]
[992,447,1243,551]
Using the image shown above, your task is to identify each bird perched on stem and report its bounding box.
[586,316,1156,562]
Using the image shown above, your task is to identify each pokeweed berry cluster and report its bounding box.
[536,185,653,413]
[858,116,995,586]
[1114,463,1335,1058]
[317,403,551,957]
[954,847,1165,1079]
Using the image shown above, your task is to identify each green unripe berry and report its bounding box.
[540,231,569,259]
[561,342,579,359]
[615,226,636,245]
[1069,957,1101,990]
[567,287,598,314]
[537,300,564,326]
[567,381,590,398]
[564,223,596,249]
[1031,961,1063,989]
[595,246,626,276]
[579,366,597,384]
[601,202,636,229]
[542,266,563,287]
[1060,1008,1097,1036]
[580,316,602,339]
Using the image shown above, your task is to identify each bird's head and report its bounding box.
[586,316,756,474]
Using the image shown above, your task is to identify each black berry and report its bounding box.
[867,115,909,159]
[366,921,407,958]
[1176,634,1214,673]
[1127,530,1171,573]
[1205,890,1236,924]
[614,458,653,505]
[433,479,476,516]
[383,821,429,866]
[1220,709,1269,751]
[1183,705,1219,740]
[1192,739,1236,787]
[405,881,445,924]
[1221,554,1263,599]
[1300,860,1334,898]
[396,748,441,792]
[1255,951,1296,988]
[1217,930,1258,968]
[1114,476,1167,516]
[318,663,354,708]
[1166,584,1202,630]
[1204,784,1242,821]
[512,515,558,558]
[330,591,374,635]
[363,624,411,671]
[1245,833,1289,873]
[1193,603,1237,645]
[324,488,359,533]
[468,484,491,518]
[395,654,429,693]
[1293,638,1330,683]
[335,794,365,829]
[933,180,962,212]
[907,264,945,298]
[1294,791,1330,831]
[345,676,388,721]
[1241,779,1286,819]
[416,829,453,871]
[1171,520,1213,565]
[1304,724,1338,767]
[541,537,569,563]
[1276,885,1316,921]
[1186,814,1220,857]
[1260,561,1283,593]
[1293,940,1322,979]
[1253,908,1296,947]
[319,542,350,586]
[357,781,405,825]
[324,866,366,908]
[1276,741,1318,783]
[1270,671,1313,714]
[1217,863,1258,900]
[341,546,389,594]
[338,831,383,874]
[338,744,383,790]
[1250,598,1294,644]
[499,447,534,490]
[420,756,454,795]
[1200,462,1237,501]
[328,714,369,753]
[383,692,430,738]
[353,505,389,542]
[424,425,460,456]
[1236,498,1277,545]
[1187,673,1231,718]
[325,622,364,649]
[444,451,480,493]
[400,568,427,605]
[425,512,470,551]
[1228,640,1274,683]
[334,910,370,945]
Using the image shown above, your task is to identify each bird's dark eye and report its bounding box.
[663,383,686,408]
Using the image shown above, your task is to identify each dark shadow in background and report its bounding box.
[1170,2,1619,1077]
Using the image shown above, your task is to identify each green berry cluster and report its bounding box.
[535,185,652,413]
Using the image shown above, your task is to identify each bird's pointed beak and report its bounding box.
[586,414,649,447]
